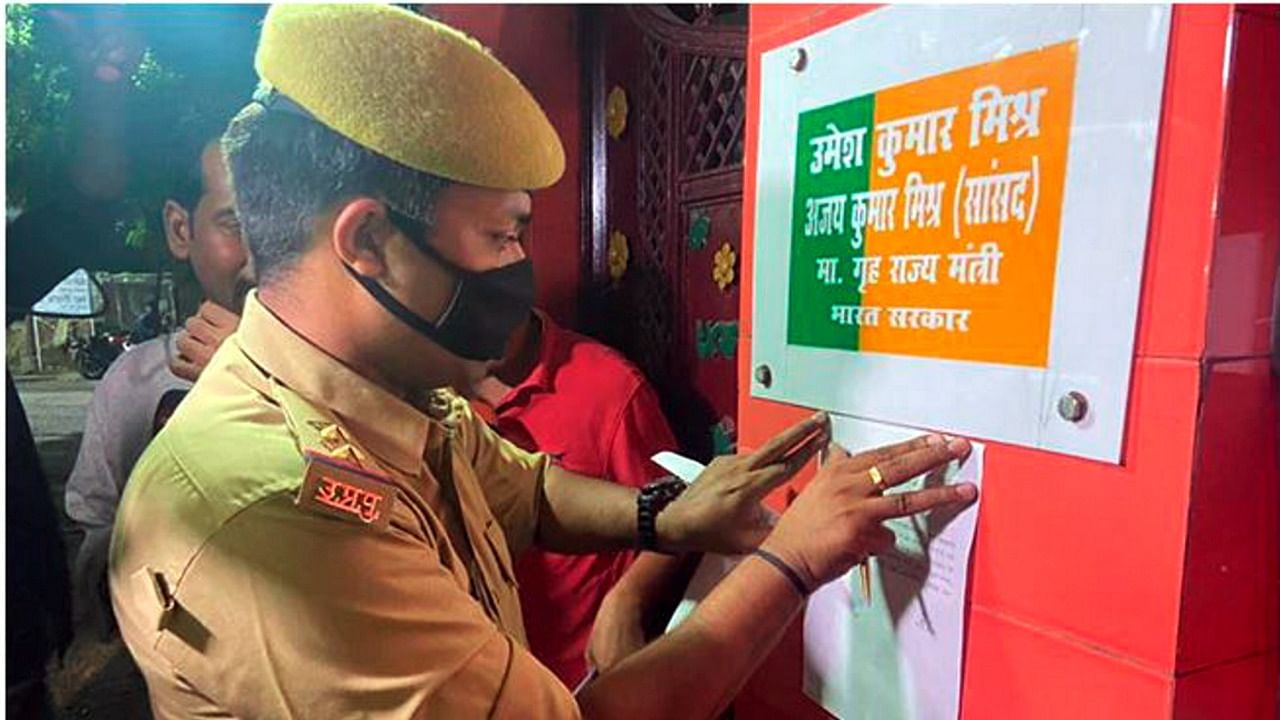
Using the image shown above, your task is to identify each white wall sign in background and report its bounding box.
[750,5,1171,463]
[31,268,105,317]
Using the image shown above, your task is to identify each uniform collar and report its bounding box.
[235,291,434,475]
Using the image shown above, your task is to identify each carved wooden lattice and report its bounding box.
[680,55,747,175]
[634,36,676,380]
[633,18,746,381]
[592,6,746,458]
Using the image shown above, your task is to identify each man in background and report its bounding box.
[109,8,977,718]
[470,308,689,685]
[64,128,250,639]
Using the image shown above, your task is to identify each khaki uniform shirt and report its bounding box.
[109,294,579,719]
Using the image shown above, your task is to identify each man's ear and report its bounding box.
[331,198,394,278]
[163,200,193,261]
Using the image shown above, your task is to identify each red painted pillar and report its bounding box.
[1172,6,1279,718]
[734,5,1278,718]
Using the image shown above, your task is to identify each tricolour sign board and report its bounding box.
[751,5,1171,463]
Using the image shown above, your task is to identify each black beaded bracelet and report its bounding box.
[751,548,811,598]
[636,476,687,552]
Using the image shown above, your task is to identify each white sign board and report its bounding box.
[31,268,105,317]
[750,5,1171,462]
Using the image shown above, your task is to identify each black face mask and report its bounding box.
[344,211,535,362]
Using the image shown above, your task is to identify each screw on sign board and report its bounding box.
[750,5,1171,463]
[739,5,1277,720]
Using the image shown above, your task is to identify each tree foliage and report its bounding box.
[5,4,262,260]
[5,4,74,214]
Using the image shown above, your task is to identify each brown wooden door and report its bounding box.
[580,5,747,462]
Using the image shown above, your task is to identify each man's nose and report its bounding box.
[504,240,527,264]
[239,246,257,282]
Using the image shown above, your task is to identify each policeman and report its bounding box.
[110,6,977,719]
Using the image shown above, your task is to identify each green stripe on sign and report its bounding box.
[786,92,875,351]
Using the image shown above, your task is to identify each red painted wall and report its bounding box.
[426,5,583,329]
[736,5,1278,719]
[1173,8,1280,719]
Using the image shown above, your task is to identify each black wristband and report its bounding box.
[636,476,687,552]
[751,548,811,597]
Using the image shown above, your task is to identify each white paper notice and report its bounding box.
[804,415,984,720]
[651,450,752,634]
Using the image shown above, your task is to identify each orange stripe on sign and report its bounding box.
[860,41,1079,368]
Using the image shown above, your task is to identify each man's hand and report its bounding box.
[657,413,830,555]
[171,301,240,382]
[576,437,977,720]
[762,435,977,591]
[587,551,702,673]
[586,589,648,674]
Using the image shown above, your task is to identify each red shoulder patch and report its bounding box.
[296,451,397,530]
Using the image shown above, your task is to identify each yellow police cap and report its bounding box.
[255,4,564,190]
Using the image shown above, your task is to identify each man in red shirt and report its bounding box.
[470,308,678,685]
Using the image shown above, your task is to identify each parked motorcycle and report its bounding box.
[38,267,175,380]
[67,330,131,380]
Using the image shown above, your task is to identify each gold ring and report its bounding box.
[868,465,885,491]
